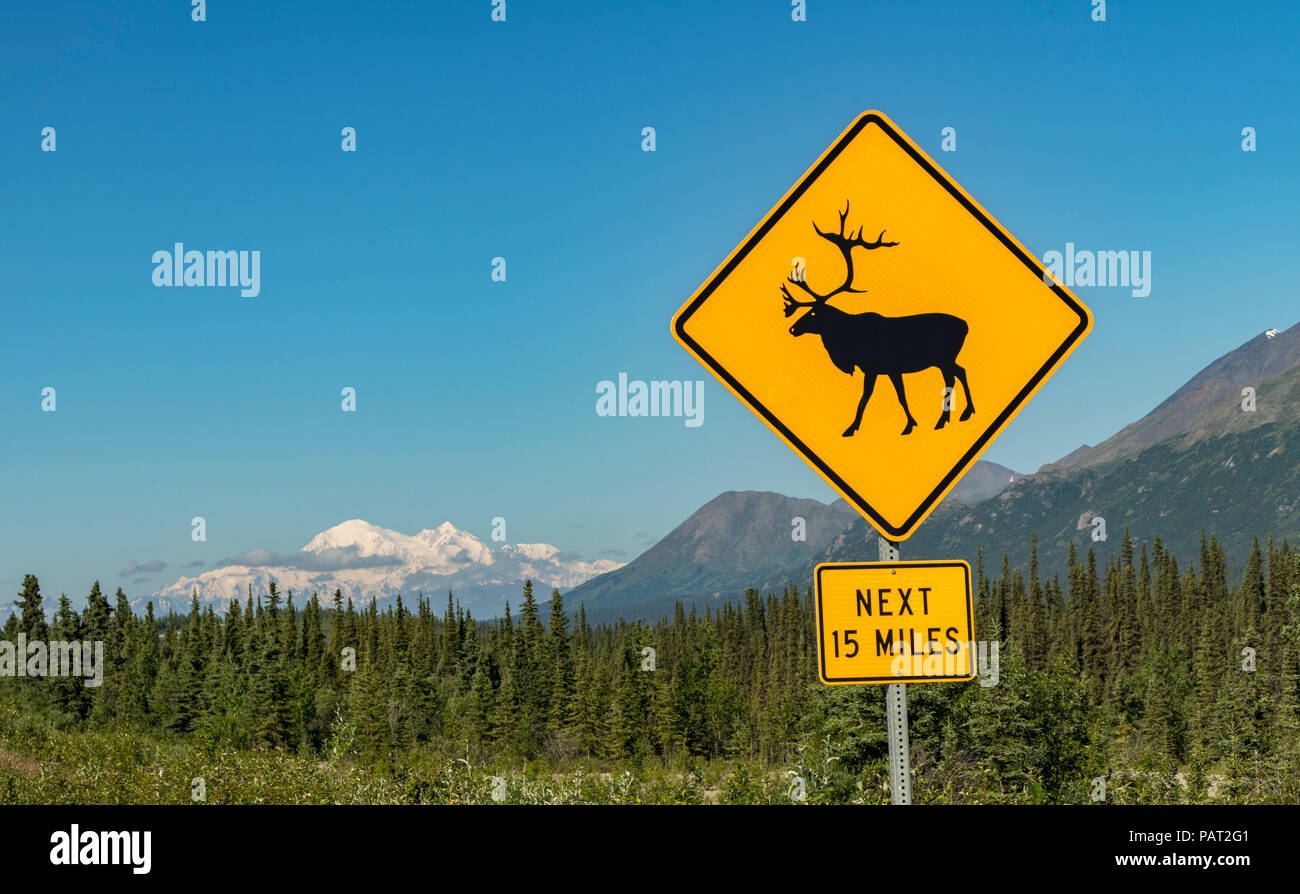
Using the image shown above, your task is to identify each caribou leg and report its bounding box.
[954,363,975,420]
[936,368,956,429]
[889,372,918,436]
[843,373,877,437]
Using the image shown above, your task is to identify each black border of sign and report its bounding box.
[815,560,974,684]
[673,112,1092,539]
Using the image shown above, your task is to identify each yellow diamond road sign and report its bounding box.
[672,111,1093,540]
[815,560,974,684]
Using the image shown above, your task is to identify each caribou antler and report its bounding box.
[783,201,899,309]
[781,282,816,317]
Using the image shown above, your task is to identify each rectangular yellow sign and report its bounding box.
[815,560,974,684]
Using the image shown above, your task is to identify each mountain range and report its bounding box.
[1049,325,1300,472]
[874,322,1300,578]
[573,322,1300,620]
[127,321,1300,623]
[147,520,621,616]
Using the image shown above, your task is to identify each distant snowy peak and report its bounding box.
[303,519,408,556]
[413,522,495,565]
[148,519,621,617]
[300,519,494,570]
[504,542,559,562]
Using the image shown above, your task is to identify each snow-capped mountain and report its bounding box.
[146,520,623,616]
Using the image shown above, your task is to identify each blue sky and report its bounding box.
[2,1,1298,604]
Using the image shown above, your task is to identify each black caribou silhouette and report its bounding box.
[781,202,975,437]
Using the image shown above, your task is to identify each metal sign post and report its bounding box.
[878,536,912,805]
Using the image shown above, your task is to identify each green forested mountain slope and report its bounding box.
[583,328,1300,620]
[822,362,1300,579]
[1051,322,1300,472]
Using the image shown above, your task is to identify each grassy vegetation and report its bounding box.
[4,528,1300,805]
